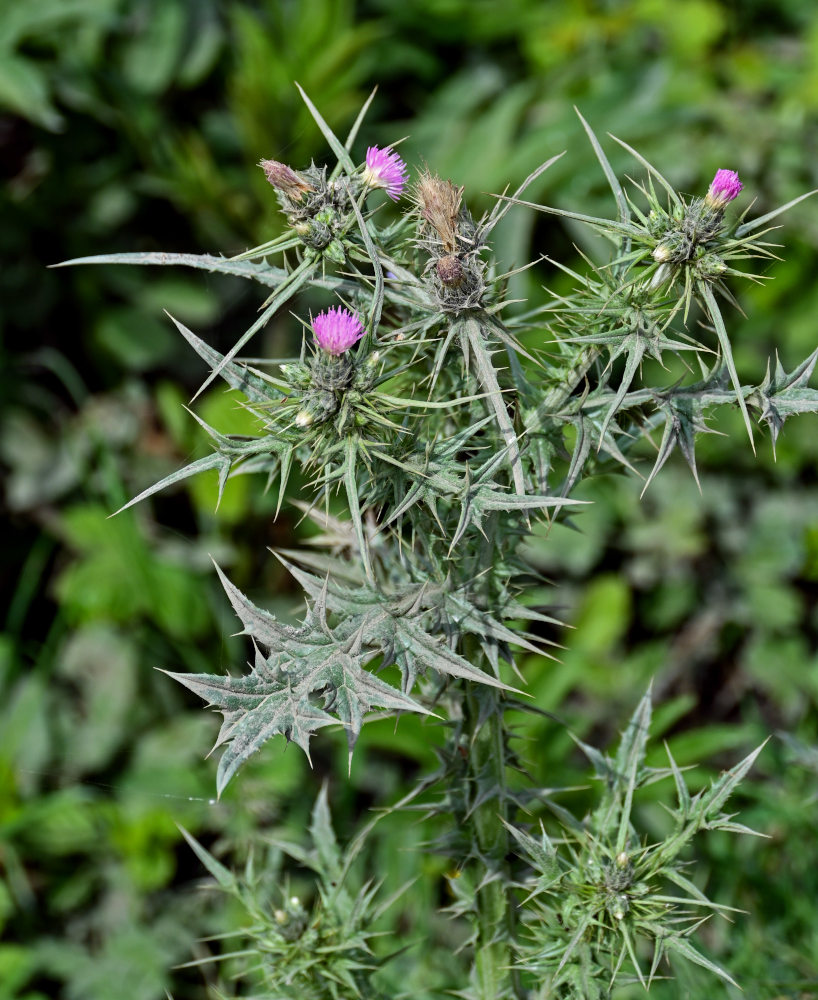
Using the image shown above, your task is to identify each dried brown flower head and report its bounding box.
[413,170,463,253]
[258,159,315,201]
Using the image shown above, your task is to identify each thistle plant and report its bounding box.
[57,89,818,998]
[177,788,394,1000]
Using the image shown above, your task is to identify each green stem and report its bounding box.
[463,682,521,1000]
[459,514,524,1000]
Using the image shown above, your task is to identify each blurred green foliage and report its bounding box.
[3,0,818,997]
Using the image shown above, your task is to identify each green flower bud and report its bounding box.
[324,239,347,265]
[608,893,629,921]
[280,363,311,389]
[697,253,727,277]
[355,350,381,390]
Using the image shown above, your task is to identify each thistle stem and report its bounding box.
[462,682,523,1000]
[458,511,524,1000]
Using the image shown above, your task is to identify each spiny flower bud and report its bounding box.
[297,217,332,250]
[436,254,464,287]
[312,306,365,356]
[355,350,381,390]
[362,145,408,201]
[609,894,629,921]
[258,159,315,201]
[323,239,346,265]
[704,168,743,210]
[279,363,311,389]
[697,252,727,277]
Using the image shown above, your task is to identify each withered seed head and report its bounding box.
[413,170,463,253]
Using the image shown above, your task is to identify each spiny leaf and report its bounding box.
[212,561,285,647]
[614,689,653,777]
[699,282,755,451]
[167,313,280,403]
[452,480,586,551]
[735,188,818,237]
[164,564,448,789]
[342,86,377,158]
[443,589,549,659]
[619,923,646,989]
[503,819,561,885]
[597,333,648,442]
[484,151,566,235]
[640,392,720,496]
[274,556,527,692]
[664,741,691,816]
[192,255,316,400]
[310,784,343,883]
[50,251,299,286]
[608,134,682,210]
[748,347,818,452]
[571,735,614,783]
[614,687,653,852]
[166,638,428,795]
[393,618,519,692]
[464,316,526,495]
[575,109,629,229]
[663,934,739,988]
[663,869,719,908]
[491,193,635,240]
[322,649,427,752]
[176,826,239,893]
[693,739,768,822]
[343,436,374,583]
[555,911,595,976]
[344,180,384,344]
[116,413,288,513]
[166,664,335,795]
[296,81,356,174]
[113,453,230,516]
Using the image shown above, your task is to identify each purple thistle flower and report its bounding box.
[705,169,743,208]
[312,306,365,356]
[362,146,408,201]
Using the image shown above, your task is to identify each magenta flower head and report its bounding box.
[362,146,408,201]
[705,169,743,209]
[311,306,365,356]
